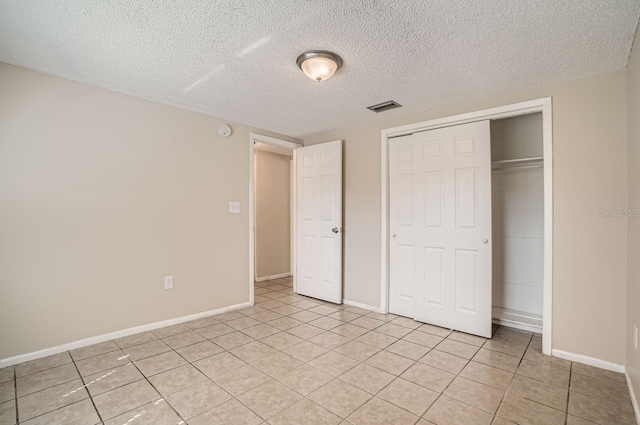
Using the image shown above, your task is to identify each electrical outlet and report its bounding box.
[635,326,638,350]
[164,276,174,290]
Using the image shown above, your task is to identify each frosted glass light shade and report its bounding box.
[296,51,343,82]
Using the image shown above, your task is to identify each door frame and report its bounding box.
[249,132,301,305]
[380,97,553,355]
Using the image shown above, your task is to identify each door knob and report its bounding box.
[392,234,397,238]
[332,227,340,234]
[482,239,488,244]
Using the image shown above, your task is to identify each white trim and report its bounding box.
[255,272,292,282]
[249,133,300,305]
[626,370,640,424]
[492,307,542,334]
[380,132,389,317]
[253,149,258,282]
[292,149,297,293]
[551,349,626,373]
[0,301,251,368]
[541,98,553,356]
[250,133,302,150]
[380,97,553,355]
[290,160,294,285]
[343,299,384,314]
[383,98,551,138]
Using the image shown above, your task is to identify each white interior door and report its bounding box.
[295,140,343,303]
[389,121,493,338]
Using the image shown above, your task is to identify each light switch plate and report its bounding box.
[164,276,174,290]
[229,201,240,214]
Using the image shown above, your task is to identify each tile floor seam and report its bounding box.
[367,374,426,419]
[237,393,283,422]
[490,328,535,425]
[310,377,373,419]
[513,336,579,424]
[419,363,464,422]
[151,356,243,423]
[13,367,18,425]
[90,347,187,422]
[70,348,105,425]
[231,381,298,421]
[128,352,190,425]
[565,362,572,425]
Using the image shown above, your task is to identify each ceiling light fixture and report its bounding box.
[296,50,343,82]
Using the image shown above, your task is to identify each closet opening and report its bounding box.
[490,113,544,333]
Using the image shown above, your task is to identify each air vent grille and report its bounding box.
[366,100,402,113]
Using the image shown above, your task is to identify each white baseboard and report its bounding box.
[255,273,291,282]
[342,299,383,314]
[627,370,640,425]
[551,349,626,373]
[0,301,251,368]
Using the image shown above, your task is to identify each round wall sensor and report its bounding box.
[218,124,232,137]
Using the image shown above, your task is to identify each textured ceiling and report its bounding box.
[1,1,639,138]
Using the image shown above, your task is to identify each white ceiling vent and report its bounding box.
[366,100,403,113]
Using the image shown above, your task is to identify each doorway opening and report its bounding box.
[381,98,553,354]
[254,143,293,282]
[249,133,300,304]
[249,135,344,305]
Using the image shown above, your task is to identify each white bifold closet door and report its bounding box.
[389,121,493,338]
[295,140,343,304]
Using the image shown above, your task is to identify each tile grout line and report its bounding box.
[564,362,572,425]
[129,349,190,425]
[417,342,472,423]
[489,331,534,425]
[69,351,105,425]
[13,367,18,425]
[12,365,109,424]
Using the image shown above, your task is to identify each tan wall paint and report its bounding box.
[0,63,300,359]
[305,70,628,365]
[627,23,640,404]
[255,150,291,278]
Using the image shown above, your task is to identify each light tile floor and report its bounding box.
[1,276,637,425]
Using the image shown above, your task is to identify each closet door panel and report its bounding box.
[389,135,420,318]
[407,121,493,338]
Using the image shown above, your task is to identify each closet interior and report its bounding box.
[490,113,544,333]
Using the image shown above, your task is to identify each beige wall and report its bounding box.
[627,24,640,405]
[255,150,291,278]
[0,62,299,359]
[305,70,628,365]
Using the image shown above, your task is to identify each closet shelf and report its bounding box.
[491,156,543,170]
